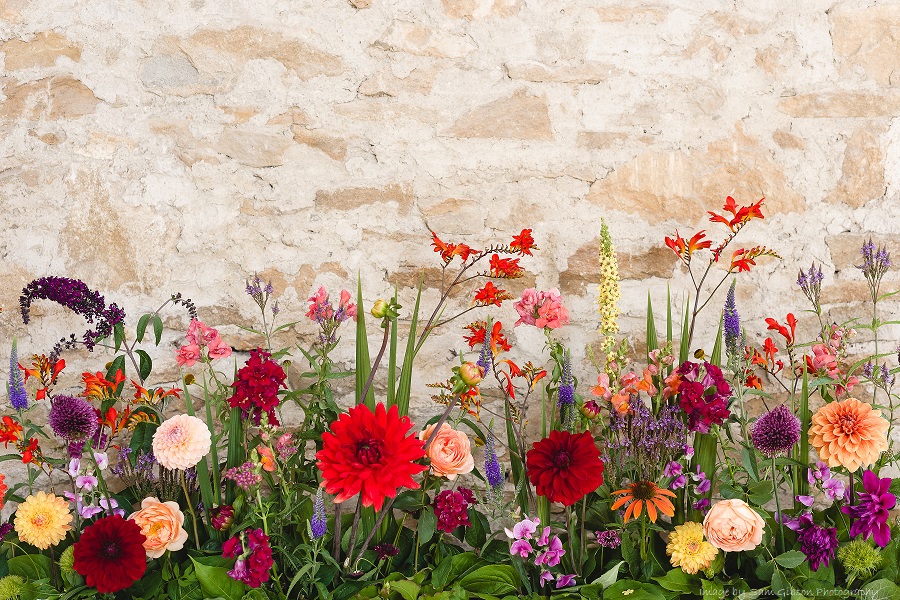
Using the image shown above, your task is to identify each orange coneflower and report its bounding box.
[611,481,676,523]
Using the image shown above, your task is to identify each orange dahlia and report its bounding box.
[317,403,427,511]
[809,398,889,472]
[611,481,676,523]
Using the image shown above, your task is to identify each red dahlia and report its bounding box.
[316,403,427,511]
[73,515,147,594]
[526,430,605,506]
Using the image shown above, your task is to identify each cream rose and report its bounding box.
[702,499,765,552]
[419,423,475,480]
[129,497,189,558]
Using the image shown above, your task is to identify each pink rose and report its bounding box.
[176,344,202,367]
[702,499,765,552]
[419,423,475,480]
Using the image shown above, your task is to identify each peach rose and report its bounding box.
[129,497,189,558]
[419,423,474,480]
[703,499,765,552]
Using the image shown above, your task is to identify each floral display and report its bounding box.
[1,213,899,599]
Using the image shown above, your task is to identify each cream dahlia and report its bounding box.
[809,398,889,472]
[152,414,211,470]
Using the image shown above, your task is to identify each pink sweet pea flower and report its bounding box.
[534,535,565,567]
[539,571,554,587]
[510,539,533,557]
[207,336,232,360]
[505,517,540,540]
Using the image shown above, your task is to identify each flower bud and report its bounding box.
[210,505,235,531]
[580,400,601,420]
[459,362,484,387]
[371,299,389,319]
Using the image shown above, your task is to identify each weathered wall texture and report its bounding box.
[2,0,900,444]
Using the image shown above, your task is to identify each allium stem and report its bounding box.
[772,457,784,555]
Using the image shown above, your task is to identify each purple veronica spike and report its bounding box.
[724,280,740,359]
[8,339,27,410]
[310,487,327,539]
[841,470,896,547]
[484,428,503,488]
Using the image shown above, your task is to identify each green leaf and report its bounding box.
[446,552,483,583]
[387,286,399,409]
[152,314,164,345]
[106,354,126,382]
[860,579,900,600]
[190,557,247,600]
[592,560,625,588]
[679,296,690,363]
[742,446,759,482]
[390,580,421,600]
[652,569,700,594]
[418,507,437,545]
[395,278,423,416]
[647,292,658,361]
[114,321,126,351]
[136,313,151,343]
[355,277,374,409]
[603,580,666,600]
[136,349,152,382]
[710,311,723,367]
[701,579,725,598]
[7,554,51,580]
[129,420,159,458]
[464,508,488,548]
[774,550,806,569]
[458,565,520,596]
[770,569,789,597]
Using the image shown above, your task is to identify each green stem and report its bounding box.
[183,471,201,550]
[772,457,784,555]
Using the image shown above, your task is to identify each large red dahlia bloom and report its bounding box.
[526,430,605,506]
[73,515,147,594]
[317,403,427,511]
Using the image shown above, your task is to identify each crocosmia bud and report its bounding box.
[371,299,389,319]
[459,362,484,387]
[210,505,235,531]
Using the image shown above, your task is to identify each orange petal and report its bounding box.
[654,488,677,498]
[611,489,631,496]
[632,499,642,519]
[653,496,676,517]
[645,499,658,522]
[623,501,636,523]
[611,496,631,511]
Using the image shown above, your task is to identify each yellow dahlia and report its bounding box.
[666,522,718,574]
[14,491,72,549]
[809,398,888,472]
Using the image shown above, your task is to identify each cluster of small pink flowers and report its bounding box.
[504,516,575,589]
[223,528,274,588]
[176,319,231,367]
[274,433,297,461]
[513,288,569,330]
[797,460,846,507]
[433,488,477,533]
[223,462,262,491]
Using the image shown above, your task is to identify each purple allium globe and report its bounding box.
[750,404,800,458]
[48,395,98,442]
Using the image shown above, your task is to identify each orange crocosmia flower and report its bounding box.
[489,253,524,278]
[611,481,677,523]
[20,438,39,464]
[463,321,487,348]
[765,313,797,346]
[257,446,277,472]
[472,282,513,307]
[431,231,474,263]
[0,416,23,447]
[729,246,780,273]
[132,381,182,405]
[510,229,538,256]
[708,196,765,231]
[83,370,126,399]
[665,230,711,263]
[744,372,762,390]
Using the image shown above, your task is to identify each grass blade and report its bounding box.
[396,277,423,417]
[356,276,374,409]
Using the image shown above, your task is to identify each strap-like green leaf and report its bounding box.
[355,276,374,409]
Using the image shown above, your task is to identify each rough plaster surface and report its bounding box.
[2,1,900,489]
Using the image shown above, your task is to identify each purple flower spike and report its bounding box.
[841,469,896,547]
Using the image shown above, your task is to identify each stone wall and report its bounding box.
[2,0,900,442]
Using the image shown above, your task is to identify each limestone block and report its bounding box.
[824,123,888,208]
[778,93,900,118]
[1,76,99,121]
[830,4,900,87]
[373,20,477,58]
[215,128,293,168]
[440,0,522,20]
[504,60,618,84]
[314,183,414,213]
[446,89,553,140]
[1,32,81,70]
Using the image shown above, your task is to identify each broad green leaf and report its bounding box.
[136,349,152,382]
[603,580,666,600]
[390,580,421,600]
[418,507,437,545]
[860,579,900,600]
[652,568,700,594]
[774,550,806,569]
[152,314,164,345]
[592,560,625,589]
[458,565,519,596]
[129,420,159,459]
[7,554,51,580]
[136,313,151,343]
[190,557,247,600]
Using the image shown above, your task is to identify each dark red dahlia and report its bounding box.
[73,515,147,594]
[434,487,477,533]
[526,430,605,506]
[223,528,273,588]
[227,348,287,426]
[316,403,427,511]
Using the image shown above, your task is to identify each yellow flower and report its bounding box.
[666,522,718,575]
[597,219,620,360]
[14,491,72,550]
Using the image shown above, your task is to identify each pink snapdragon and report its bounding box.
[513,288,569,329]
[177,319,232,366]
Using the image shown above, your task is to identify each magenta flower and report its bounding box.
[534,535,565,567]
[539,571,553,587]
[510,539,533,557]
[841,469,896,547]
[556,574,577,588]
[504,517,540,540]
